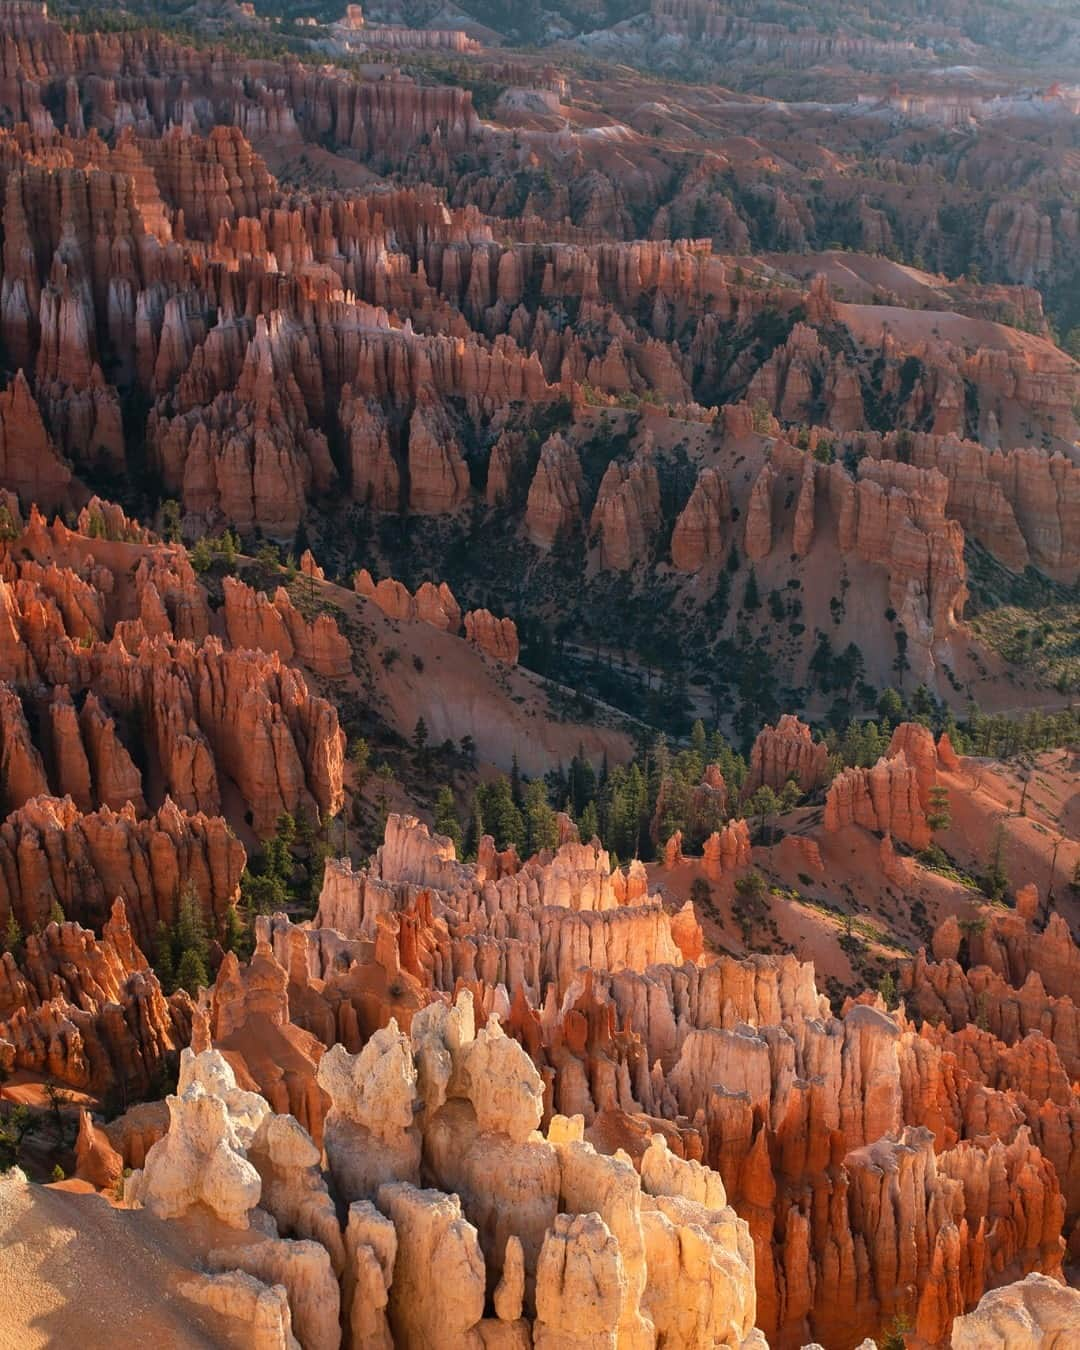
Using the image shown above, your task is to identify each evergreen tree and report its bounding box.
[176,947,209,997]
[510,752,523,809]
[577,800,599,843]
[434,786,463,855]
[413,717,429,761]
[983,824,1009,902]
[927,785,951,833]
[464,792,486,860]
[742,568,761,612]
[524,779,559,855]
[154,920,175,992]
[478,776,526,853]
[222,903,247,956]
[175,884,209,965]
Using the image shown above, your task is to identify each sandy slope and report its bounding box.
[0,1170,222,1350]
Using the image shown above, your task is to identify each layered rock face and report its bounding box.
[0,794,243,947]
[746,716,828,795]
[671,466,730,571]
[824,721,941,849]
[124,1028,761,1350]
[0,509,345,837]
[191,811,1070,1349]
[590,453,662,570]
[0,899,188,1095]
[526,434,584,549]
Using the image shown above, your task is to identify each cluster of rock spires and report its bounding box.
[21,786,1069,1349]
[0,0,1071,598]
[0,502,346,839]
[354,568,519,665]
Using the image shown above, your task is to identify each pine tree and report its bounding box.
[413,717,429,760]
[927,785,951,833]
[222,903,247,956]
[510,752,523,809]
[176,947,209,997]
[478,776,526,853]
[577,800,599,843]
[175,885,208,965]
[524,780,558,854]
[742,568,761,612]
[464,792,485,861]
[983,824,1009,902]
[153,920,175,992]
[434,786,463,855]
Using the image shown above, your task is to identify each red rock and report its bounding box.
[744,463,776,561]
[525,434,583,550]
[671,467,730,572]
[463,609,519,665]
[746,715,828,795]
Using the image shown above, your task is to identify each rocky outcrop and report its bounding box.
[746,715,828,795]
[353,569,461,634]
[824,750,931,848]
[951,1274,1080,1348]
[0,899,188,1095]
[744,463,776,561]
[0,369,72,510]
[222,577,352,679]
[671,466,730,572]
[463,608,519,665]
[590,455,662,571]
[0,795,244,946]
[406,400,470,515]
[526,434,583,550]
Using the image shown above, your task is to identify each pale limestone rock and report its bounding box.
[177,1046,270,1148]
[344,1200,397,1350]
[554,1139,650,1346]
[125,1079,262,1228]
[640,1132,726,1209]
[317,1025,421,1202]
[249,1112,345,1276]
[640,1196,757,1349]
[410,988,475,1121]
[209,1238,341,1350]
[494,1235,526,1321]
[464,1016,544,1143]
[534,1211,626,1349]
[181,1269,300,1350]
[378,1181,487,1348]
[950,1273,1080,1348]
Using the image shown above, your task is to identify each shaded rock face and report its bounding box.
[0,509,345,838]
[746,715,828,795]
[0,899,187,1095]
[526,434,584,550]
[590,454,662,571]
[671,466,730,572]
